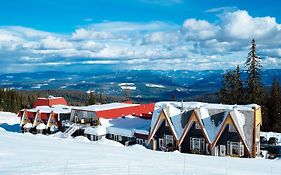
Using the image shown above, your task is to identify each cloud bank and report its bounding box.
[0,10,281,73]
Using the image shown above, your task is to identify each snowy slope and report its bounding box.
[0,130,280,175]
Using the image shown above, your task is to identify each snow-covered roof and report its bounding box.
[155,101,259,111]
[37,96,63,100]
[107,115,151,137]
[26,105,72,114]
[84,125,107,135]
[150,101,258,148]
[72,103,139,112]
[83,115,151,137]
[196,107,229,143]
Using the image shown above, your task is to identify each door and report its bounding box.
[158,138,164,149]
[220,145,226,156]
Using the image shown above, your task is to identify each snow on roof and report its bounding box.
[37,96,63,100]
[165,104,182,139]
[72,103,140,112]
[84,125,107,135]
[154,101,259,112]
[196,108,229,143]
[230,110,246,141]
[151,101,257,144]
[27,105,72,114]
[107,115,151,137]
[150,105,163,133]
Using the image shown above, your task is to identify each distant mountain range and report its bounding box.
[1,69,281,102]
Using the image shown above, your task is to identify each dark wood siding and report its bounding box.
[180,122,207,154]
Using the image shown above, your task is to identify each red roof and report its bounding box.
[33,97,68,107]
[96,103,155,119]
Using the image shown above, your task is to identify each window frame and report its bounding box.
[229,124,237,133]
[159,138,164,148]
[195,122,200,130]
[165,135,174,147]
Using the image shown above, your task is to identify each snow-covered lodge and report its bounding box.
[147,102,262,158]
[17,96,263,158]
[68,102,154,145]
[18,96,71,134]
[18,96,154,146]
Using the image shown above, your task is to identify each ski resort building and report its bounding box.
[67,103,154,144]
[147,102,262,158]
[18,105,72,134]
[84,115,151,146]
[33,96,68,107]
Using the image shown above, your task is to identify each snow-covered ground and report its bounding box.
[0,112,19,125]
[0,129,280,175]
[145,83,165,88]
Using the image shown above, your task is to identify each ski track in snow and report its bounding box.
[0,130,280,175]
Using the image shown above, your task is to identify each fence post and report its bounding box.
[63,160,68,175]
[183,155,186,175]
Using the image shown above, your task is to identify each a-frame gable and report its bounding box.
[32,110,41,127]
[20,109,30,127]
[211,114,251,156]
[193,109,213,145]
[46,112,57,128]
[147,109,179,145]
[178,111,197,145]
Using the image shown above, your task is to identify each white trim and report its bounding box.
[229,124,236,133]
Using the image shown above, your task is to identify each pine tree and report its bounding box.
[267,78,281,132]
[99,89,104,104]
[218,65,244,104]
[88,91,96,105]
[245,39,264,104]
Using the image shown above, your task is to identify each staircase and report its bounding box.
[63,124,79,138]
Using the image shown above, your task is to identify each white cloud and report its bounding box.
[205,6,237,13]
[182,19,220,40]
[0,10,281,73]
[41,36,73,49]
[220,10,281,40]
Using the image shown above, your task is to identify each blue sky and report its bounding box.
[0,0,281,73]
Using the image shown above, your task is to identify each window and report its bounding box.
[159,138,164,148]
[165,135,174,147]
[143,140,147,146]
[201,138,205,152]
[190,137,201,154]
[240,144,244,156]
[195,122,200,129]
[229,124,237,133]
[206,143,210,154]
[136,138,143,145]
[219,145,226,156]
[230,142,239,156]
[165,119,169,127]
[118,135,122,141]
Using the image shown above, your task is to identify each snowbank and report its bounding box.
[0,112,19,125]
